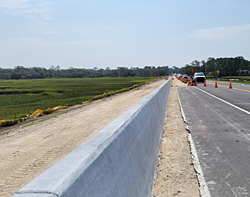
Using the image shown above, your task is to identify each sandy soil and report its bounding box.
[0,79,167,197]
[0,77,200,197]
[152,78,200,196]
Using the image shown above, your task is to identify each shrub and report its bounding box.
[0,120,19,127]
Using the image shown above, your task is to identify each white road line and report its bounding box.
[195,87,250,115]
[216,147,222,154]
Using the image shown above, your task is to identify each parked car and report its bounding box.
[192,72,206,83]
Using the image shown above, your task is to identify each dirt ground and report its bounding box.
[152,78,200,196]
[0,77,199,197]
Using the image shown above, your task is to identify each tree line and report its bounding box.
[1,56,248,80]
[179,56,250,77]
[0,66,169,80]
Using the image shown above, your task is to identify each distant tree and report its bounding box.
[169,66,179,74]
[178,56,250,77]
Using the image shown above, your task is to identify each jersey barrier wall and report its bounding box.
[13,78,172,197]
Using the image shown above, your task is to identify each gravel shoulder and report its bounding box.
[152,78,200,196]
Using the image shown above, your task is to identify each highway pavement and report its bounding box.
[177,81,250,197]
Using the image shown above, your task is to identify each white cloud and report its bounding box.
[0,0,30,9]
[0,0,53,20]
[190,24,250,39]
[12,7,52,20]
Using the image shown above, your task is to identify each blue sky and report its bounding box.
[1,0,250,69]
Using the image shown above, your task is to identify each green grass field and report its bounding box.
[0,77,158,120]
[207,76,250,84]
[221,76,250,81]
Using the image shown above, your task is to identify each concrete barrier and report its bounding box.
[13,79,172,197]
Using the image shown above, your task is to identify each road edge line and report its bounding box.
[195,87,250,115]
[176,88,211,197]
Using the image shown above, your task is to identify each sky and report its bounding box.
[1,0,250,69]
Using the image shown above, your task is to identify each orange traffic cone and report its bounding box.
[215,80,218,88]
[229,80,232,88]
[195,79,197,86]
[204,79,206,87]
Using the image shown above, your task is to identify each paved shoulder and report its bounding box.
[177,87,250,197]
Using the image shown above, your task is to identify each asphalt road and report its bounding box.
[177,81,250,197]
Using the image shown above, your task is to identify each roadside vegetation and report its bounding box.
[0,77,158,121]
[179,56,250,77]
[219,76,250,84]
[220,76,250,81]
[206,76,250,84]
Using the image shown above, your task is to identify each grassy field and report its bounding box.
[0,77,158,120]
[220,76,250,81]
[207,76,250,84]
